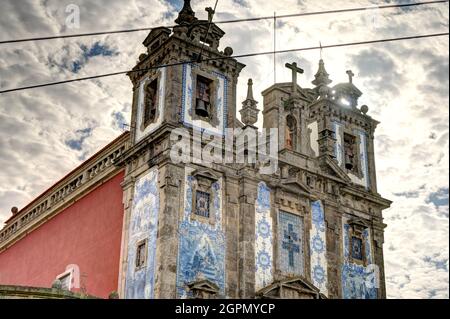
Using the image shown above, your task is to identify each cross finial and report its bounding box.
[285,62,304,94]
[346,70,354,83]
[319,41,323,60]
[205,7,215,22]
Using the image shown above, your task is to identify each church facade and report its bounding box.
[0,0,391,299]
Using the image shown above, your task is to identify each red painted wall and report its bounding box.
[0,171,124,299]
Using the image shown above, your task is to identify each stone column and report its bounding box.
[224,176,240,298]
[367,131,378,193]
[372,221,387,299]
[237,176,258,298]
[153,162,184,298]
[323,200,341,298]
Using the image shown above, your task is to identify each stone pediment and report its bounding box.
[281,178,312,195]
[187,279,219,299]
[348,217,371,229]
[191,168,220,181]
[256,276,326,299]
[320,156,352,184]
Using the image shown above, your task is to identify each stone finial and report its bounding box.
[312,59,332,87]
[223,47,233,56]
[175,0,198,25]
[246,78,254,100]
[360,105,369,115]
[240,79,259,127]
[11,207,18,215]
[346,70,355,83]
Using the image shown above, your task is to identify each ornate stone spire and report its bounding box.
[312,59,332,87]
[175,0,198,25]
[240,79,259,127]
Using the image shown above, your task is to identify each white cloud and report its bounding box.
[0,0,448,298]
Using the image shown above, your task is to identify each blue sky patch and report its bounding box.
[167,0,182,10]
[426,188,449,207]
[71,42,118,73]
[65,128,93,151]
[112,111,127,130]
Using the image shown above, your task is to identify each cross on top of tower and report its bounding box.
[346,70,355,84]
[285,62,304,95]
[205,7,215,22]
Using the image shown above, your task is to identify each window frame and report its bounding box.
[194,190,211,218]
[189,173,218,226]
[140,71,161,131]
[135,238,148,271]
[348,224,368,266]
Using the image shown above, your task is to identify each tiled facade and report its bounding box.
[278,211,304,277]
[255,182,273,291]
[176,169,226,298]
[341,218,378,299]
[124,168,159,299]
[310,200,328,295]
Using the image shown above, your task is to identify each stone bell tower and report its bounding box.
[125,0,245,145]
[116,0,245,299]
[256,58,391,299]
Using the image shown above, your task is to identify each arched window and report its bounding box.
[286,115,297,151]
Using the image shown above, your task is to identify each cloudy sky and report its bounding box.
[0,0,448,298]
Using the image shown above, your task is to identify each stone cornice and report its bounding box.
[340,185,392,209]
[309,98,379,131]
[0,285,99,299]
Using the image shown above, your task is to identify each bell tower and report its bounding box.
[126,0,245,144]
[116,0,245,299]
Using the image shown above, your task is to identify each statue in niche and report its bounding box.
[286,115,297,151]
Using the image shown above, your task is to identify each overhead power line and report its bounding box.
[0,32,447,94]
[0,0,447,45]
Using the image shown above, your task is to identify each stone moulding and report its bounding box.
[0,132,129,250]
[0,285,98,299]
